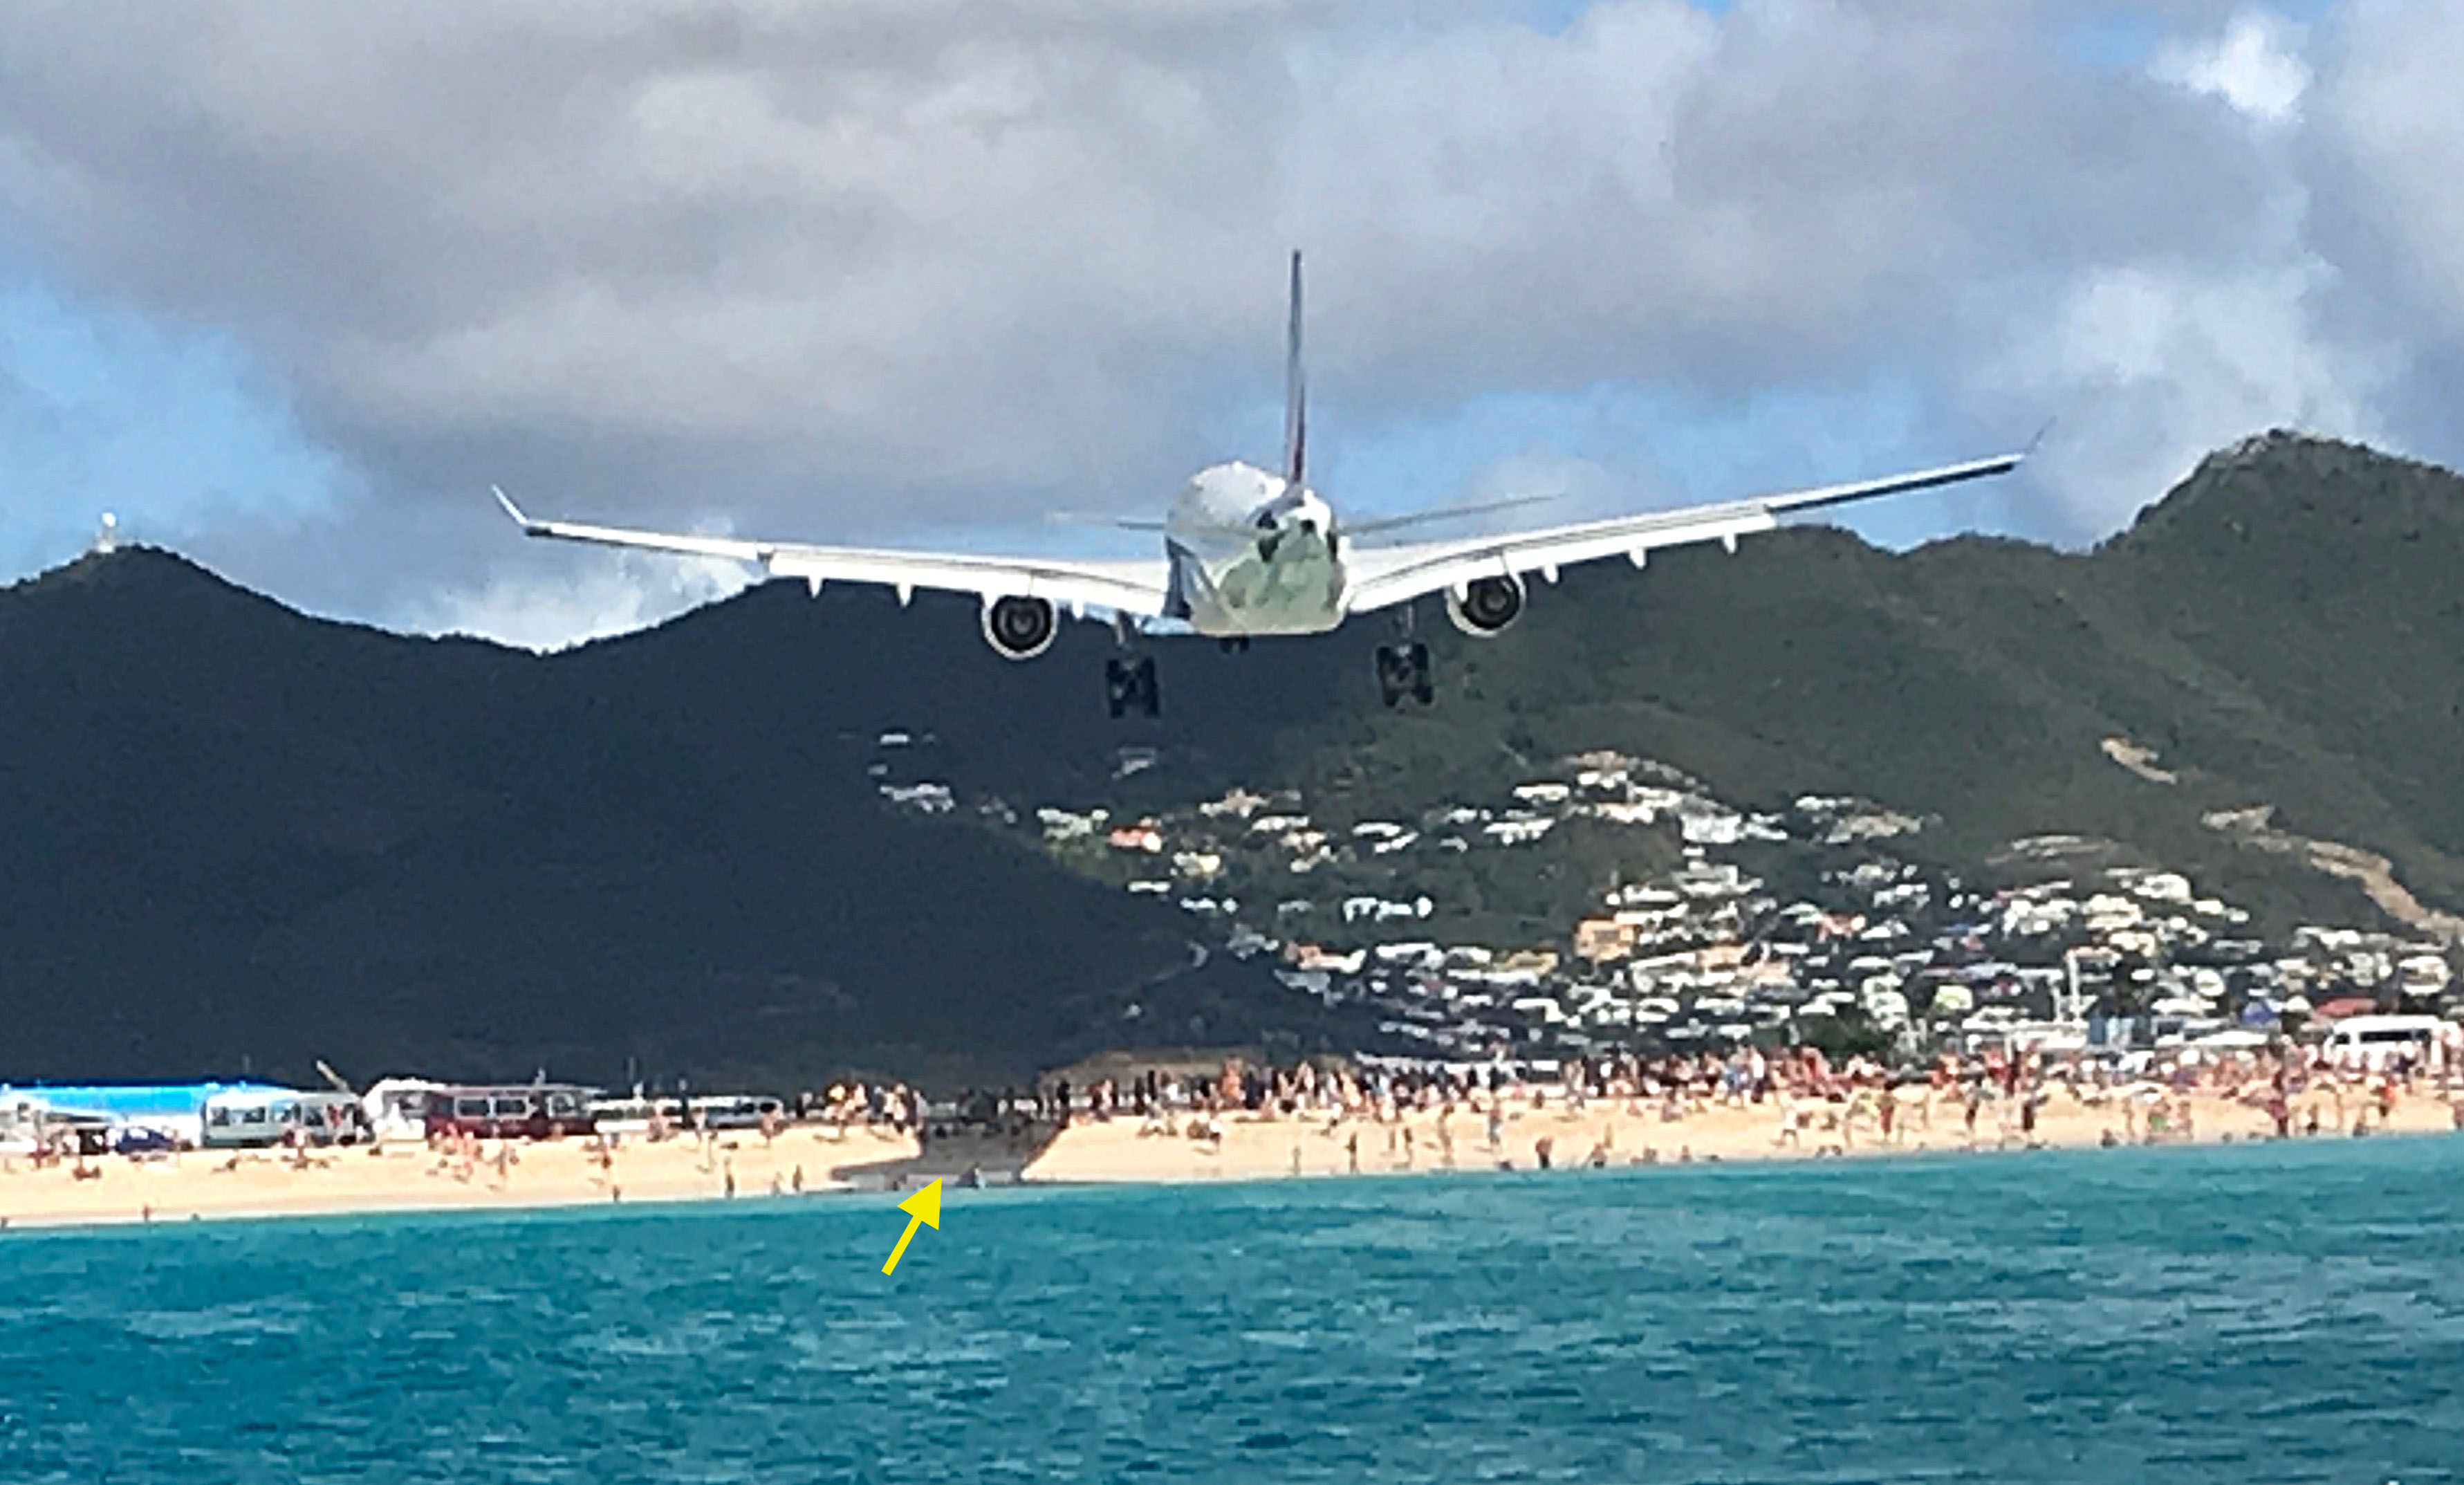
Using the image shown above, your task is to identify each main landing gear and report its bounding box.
[1375,641,1434,708]
[1375,604,1435,708]
[1106,656,1161,719]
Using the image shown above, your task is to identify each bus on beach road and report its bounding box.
[421,1084,597,1141]
[583,1094,786,1138]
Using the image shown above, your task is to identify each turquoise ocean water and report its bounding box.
[4,1137,2461,1483]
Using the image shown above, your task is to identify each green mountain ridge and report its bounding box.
[1266,430,2464,943]
[2,429,2458,1089]
[0,551,1387,1089]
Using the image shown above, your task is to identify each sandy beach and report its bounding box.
[1021,1081,2463,1181]
[6,1080,2456,1231]
[0,1123,922,1230]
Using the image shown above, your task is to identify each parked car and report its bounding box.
[111,1126,179,1156]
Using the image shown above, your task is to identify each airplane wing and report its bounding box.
[1339,448,2030,616]
[492,488,1171,617]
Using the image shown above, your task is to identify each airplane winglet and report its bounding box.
[492,485,540,533]
[2024,418,2058,459]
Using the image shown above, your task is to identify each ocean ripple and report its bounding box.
[1,1139,2461,1482]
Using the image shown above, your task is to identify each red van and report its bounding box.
[422,1084,596,1141]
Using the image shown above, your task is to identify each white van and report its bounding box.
[360,1078,445,1145]
[585,1096,686,1139]
[201,1089,364,1148]
[687,1095,786,1132]
[2319,1014,2447,1070]
[0,1092,43,1156]
[201,1089,286,1147]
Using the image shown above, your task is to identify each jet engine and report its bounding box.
[1445,574,1525,636]
[981,595,1059,660]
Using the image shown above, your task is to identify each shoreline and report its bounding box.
[6,1086,2456,1233]
[1018,1083,2463,1183]
[0,1123,920,1233]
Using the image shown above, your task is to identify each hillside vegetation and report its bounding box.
[0,554,1382,1089]
[1286,432,2464,939]
[2,430,2457,1087]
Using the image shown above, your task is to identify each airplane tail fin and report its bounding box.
[1283,249,1306,490]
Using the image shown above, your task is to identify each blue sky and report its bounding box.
[0,285,343,582]
[0,0,2447,644]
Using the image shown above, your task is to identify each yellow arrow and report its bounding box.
[880,1179,943,1277]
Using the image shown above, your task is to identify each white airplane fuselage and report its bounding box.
[1163,461,1348,638]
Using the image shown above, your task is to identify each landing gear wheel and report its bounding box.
[1374,643,1434,708]
[1106,656,1161,719]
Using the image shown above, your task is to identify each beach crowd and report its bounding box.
[1016,1037,2464,1170]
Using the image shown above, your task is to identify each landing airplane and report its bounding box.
[495,253,2030,716]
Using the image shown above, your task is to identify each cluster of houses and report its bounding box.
[988,748,2462,1064]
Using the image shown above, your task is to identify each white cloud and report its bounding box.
[406,549,753,652]
[2153,9,2312,124]
[4,1,2464,642]
[1985,257,2392,533]
[2317,0,2464,333]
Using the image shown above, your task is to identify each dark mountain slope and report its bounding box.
[559,574,1399,812]
[566,430,2460,941]
[2097,436,2464,905]
[4,429,2458,1089]
[1271,432,2464,933]
[0,551,1378,1087]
